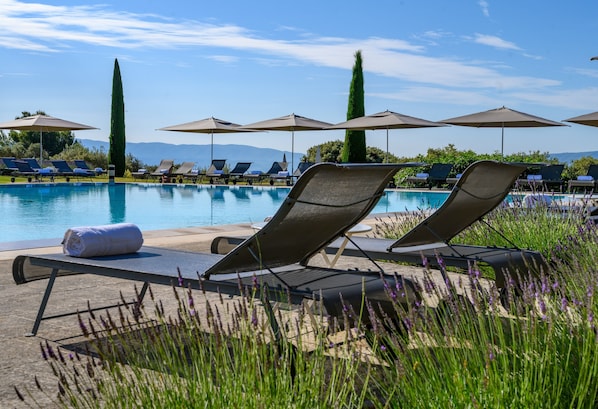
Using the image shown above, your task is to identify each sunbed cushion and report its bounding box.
[577,175,594,181]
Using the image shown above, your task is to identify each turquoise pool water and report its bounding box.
[0,182,449,244]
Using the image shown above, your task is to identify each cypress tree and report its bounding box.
[108,58,126,177]
[341,50,367,163]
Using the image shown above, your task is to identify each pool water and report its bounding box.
[0,182,448,243]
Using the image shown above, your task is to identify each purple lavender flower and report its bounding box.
[561,297,568,311]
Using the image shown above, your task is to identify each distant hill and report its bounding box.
[79,139,305,173]
[550,151,598,163]
[79,139,598,169]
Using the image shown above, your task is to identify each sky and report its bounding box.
[2,0,598,161]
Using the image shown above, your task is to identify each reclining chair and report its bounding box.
[13,162,421,337]
[324,160,547,292]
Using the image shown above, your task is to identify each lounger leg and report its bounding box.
[27,268,58,337]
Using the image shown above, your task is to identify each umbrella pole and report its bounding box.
[386,128,389,163]
[39,130,43,165]
[501,124,504,159]
[211,132,214,163]
[291,131,295,177]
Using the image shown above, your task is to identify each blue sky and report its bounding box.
[2,0,598,160]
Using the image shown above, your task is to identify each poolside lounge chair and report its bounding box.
[293,161,315,178]
[131,168,149,179]
[1,157,18,175]
[171,161,197,183]
[517,164,565,192]
[262,161,289,185]
[404,163,453,189]
[206,159,228,184]
[13,163,421,337]
[568,164,598,193]
[12,160,41,181]
[228,162,252,184]
[74,160,105,175]
[150,159,175,181]
[51,159,94,179]
[324,160,548,293]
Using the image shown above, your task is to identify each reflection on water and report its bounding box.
[108,184,126,224]
[0,183,449,243]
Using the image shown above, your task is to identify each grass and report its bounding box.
[15,192,598,408]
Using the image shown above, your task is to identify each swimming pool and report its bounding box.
[0,182,449,244]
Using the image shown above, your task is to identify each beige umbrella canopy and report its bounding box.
[441,106,565,157]
[158,117,255,163]
[0,114,97,163]
[564,111,598,127]
[328,110,446,162]
[241,113,332,173]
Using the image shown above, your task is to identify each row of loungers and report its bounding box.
[13,160,549,338]
[1,157,104,182]
[132,159,315,185]
[403,162,598,193]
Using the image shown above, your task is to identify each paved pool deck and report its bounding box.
[0,218,440,408]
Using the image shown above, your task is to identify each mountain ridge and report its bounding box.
[79,139,305,173]
[79,139,597,170]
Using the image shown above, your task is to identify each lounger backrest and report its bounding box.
[1,157,18,169]
[390,160,526,249]
[293,162,314,177]
[204,163,404,277]
[157,159,174,172]
[539,164,564,181]
[229,162,252,174]
[51,160,73,173]
[211,159,226,171]
[174,162,195,174]
[265,161,283,175]
[587,164,598,180]
[74,160,91,170]
[14,160,35,172]
[429,163,453,178]
[25,158,42,169]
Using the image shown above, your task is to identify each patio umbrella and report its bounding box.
[440,106,565,157]
[0,114,97,163]
[158,117,255,163]
[564,111,598,127]
[327,110,446,162]
[241,113,332,174]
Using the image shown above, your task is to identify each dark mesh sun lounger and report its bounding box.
[13,162,421,336]
[325,160,548,290]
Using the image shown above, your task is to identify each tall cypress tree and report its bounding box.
[341,50,366,163]
[108,58,126,177]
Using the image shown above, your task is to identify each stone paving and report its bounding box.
[0,220,440,408]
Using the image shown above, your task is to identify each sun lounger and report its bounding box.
[228,162,252,184]
[50,159,94,180]
[568,164,598,193]
[517,164,565,192]
[13,163,421,336]
[404,163,453,189]
[1,157,18,175]
[131,168,149,179]
[74,160,105,175]
[324,161,548,293]
[150,159,175,181]
[205,159,228,184]
[171,161,197,183]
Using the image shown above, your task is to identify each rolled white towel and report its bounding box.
[62,223,144,257]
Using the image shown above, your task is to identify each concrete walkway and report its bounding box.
[0,220,434,408]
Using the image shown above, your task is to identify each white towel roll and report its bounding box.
[62,223,144,257]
